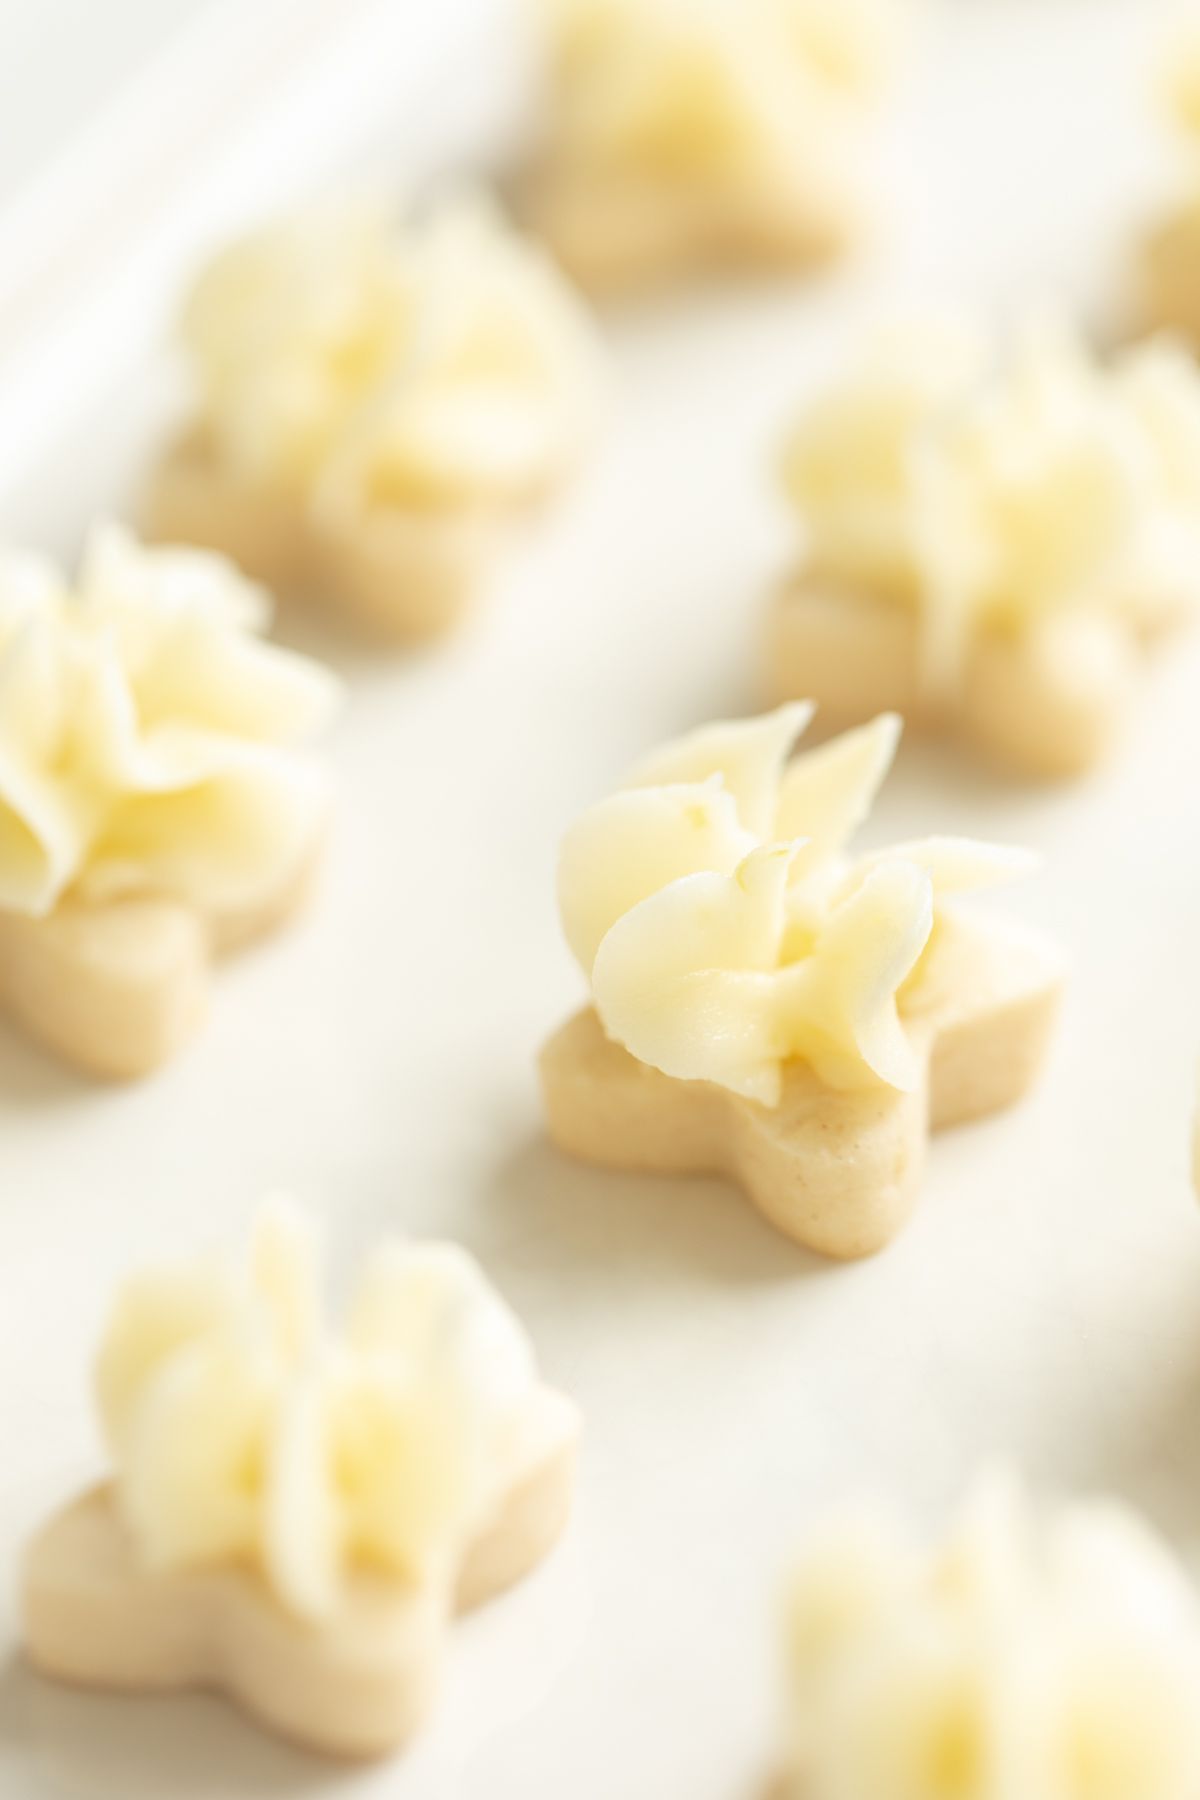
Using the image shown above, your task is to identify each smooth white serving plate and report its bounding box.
[3,3,1200,1797]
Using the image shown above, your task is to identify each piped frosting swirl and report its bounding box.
[183,193,603,515]
[97,1201,544,1621]
[783,1476,1200,1800]
[782,320,1200,694]
[0,523,337,921]
[536,0,904,195]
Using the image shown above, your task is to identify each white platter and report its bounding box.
[4,3,1200,1797]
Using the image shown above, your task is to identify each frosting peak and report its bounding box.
[558,706,1033,1103]
[0,524,337,921]
[784,1477,1200,1800]
[97,1202,541,1622]
[183,194,603,511]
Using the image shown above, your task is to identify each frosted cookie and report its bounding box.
[770,320,1200,779]
[23,1200,579,1759]
[0,524,337,1079]
[775,1475,1200,1800]
[539,704,1062,1259]
[1142,27,1200,343]
[144,194,603,640]
[522,0,905,295]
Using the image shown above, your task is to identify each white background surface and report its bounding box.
[0,0,207,207]
[3,2,1200,1796]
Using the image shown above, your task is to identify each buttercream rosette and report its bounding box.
[558,702,1032,1105]
[97,1199,547,1620]
[781,1476,1200,1800]
[782,320,1200,702]
[182,192,603,521]
[526,0,907,289]
[0,521,337,926]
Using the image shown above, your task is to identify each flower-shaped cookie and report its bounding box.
[522,0,905,294]
[769,320,1200,778]
[144,193,603,639]
[22,1200,579,1759]
[0,524,337,1078]
[540,704,1063,1258]
[776,1475,1200,1800]
[1141,26,1200,343]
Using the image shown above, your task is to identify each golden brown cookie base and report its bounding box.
[540,912,1063,1260]
[522,165,860,296]
[22,1392,579,1759]
[764,575,1168,781]
[143,435,512,642]
[0,843,321,1080]
[1140,205,1200,345]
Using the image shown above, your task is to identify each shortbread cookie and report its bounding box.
[23,1201,579,1759]
[775,1475,1200,1799]
[0,524,337,1078]
[521,0,904,294]
[144,195,603,639]
[540,704,1063,1259]
[1141,29,1200,343]
[1142,204,1200,344]
[769,320,1200,779]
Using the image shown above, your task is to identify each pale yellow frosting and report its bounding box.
[536,0,903,192]
[557,704,1032,1104]
[0,523,337,921]
[97,1201,544,1622]
[1167,24,1200,142]
[783,1476,1200,1800]
[780,317,987,598]
[782,322,1200,692]
[183,194,603,512]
